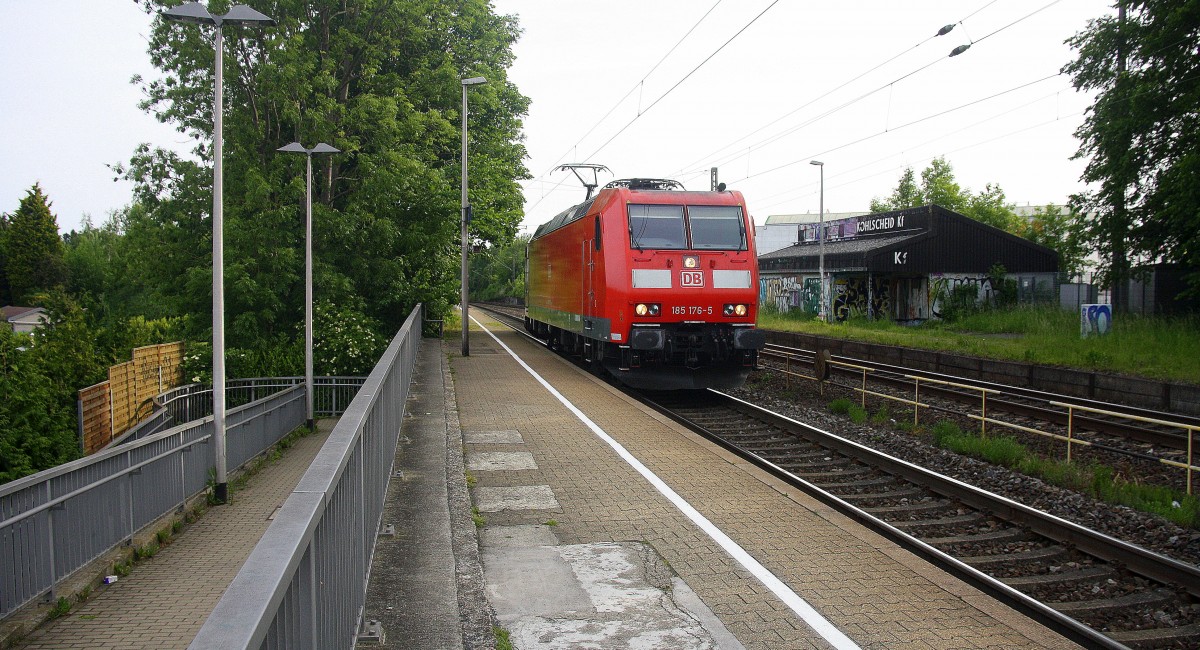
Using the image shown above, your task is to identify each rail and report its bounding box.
[1053,401,1200,494]
[190,305,423,650]
[760,341,1200,499]
[0,385,307,619]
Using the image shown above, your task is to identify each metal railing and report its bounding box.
[111,377,366,449]
[190,305,422,650]
[0,385,307,619]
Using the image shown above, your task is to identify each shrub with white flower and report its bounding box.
[313,300,386,376]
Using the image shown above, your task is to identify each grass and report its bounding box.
[761,305,1200,383]
[47,597,71,620]
[471,506,485,528]
[494,626,514,650]
[927,419,1200,528]
[828,398,868,423]
[825,398,1200,528]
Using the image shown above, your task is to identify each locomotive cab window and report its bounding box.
[688,205,746,250]
[629,205,687,250]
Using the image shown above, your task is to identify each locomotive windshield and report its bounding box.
[629,205,687,249]
[688,205,746,250]
[628,204,746,251]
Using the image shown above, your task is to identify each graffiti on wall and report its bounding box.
[928,273,994,318]
[760,276,822,314]
[831,276,891,321]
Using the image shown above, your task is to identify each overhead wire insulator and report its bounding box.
[937,24,955,36]
[949,43,972,57]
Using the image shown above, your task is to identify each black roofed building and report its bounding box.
[758,204,1058,321]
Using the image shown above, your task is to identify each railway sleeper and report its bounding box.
[1049,587,1178,616]
[1001,565,1114,589]
[861,499,955,516]
[889,511,986,532]
[958,544,1069,570]
[1109,622,1200,646]
[784,465,874,481]
[923,527,1033,548]
[835,486,926,503]
[820,475,901,491]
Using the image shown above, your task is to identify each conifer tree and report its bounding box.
[3,184,67,304]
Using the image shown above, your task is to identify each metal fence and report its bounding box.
[189,306,422,650]
[0,384,308,619]
[110,377,366,449]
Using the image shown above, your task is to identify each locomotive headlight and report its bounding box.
[683,255,699,269]
[723,304,749,316]
[635,303,661,317]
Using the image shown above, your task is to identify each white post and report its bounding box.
[212,23,228,504]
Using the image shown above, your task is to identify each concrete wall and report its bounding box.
[763,330,1200,417]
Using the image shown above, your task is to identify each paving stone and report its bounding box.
[466,451,538,471]
[464,429,524,444]
[474,485,560,512]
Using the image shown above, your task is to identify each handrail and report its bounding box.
[0,385,308,619]
[190,305,423,650]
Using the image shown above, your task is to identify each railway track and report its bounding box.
[473,304,1200,646]
[760,343,1200,490]
[639,389,1200,649]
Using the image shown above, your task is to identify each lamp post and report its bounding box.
[460,75,487,356]
[810,160,827,322]
[278,142,339,430]
[164,2,275,504]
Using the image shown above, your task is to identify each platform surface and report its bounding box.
[451,312,1081,649]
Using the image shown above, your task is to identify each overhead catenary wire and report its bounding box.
[732,72,1064,184]
[581,0,781,162]
[522,0,725,216]
[750,83,1079,205]
[674,0,1069,183]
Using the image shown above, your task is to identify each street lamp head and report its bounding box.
[222,5,276,26]
[163,2,216,25]
[810,160,824,167]
[163,3,275,26]
[462,76,487,86]
[278,142,341,155]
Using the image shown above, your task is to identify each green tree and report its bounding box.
[1019,205,1091,278]
[124,0,531,355]
[920,157,968,214]
[1065,1,1200,304]
[0,292,102,483]
[966,183,1020,232]
[872,157,1021,233]
[3,184,67,304]
[869,167,920,213]
[470,235,528,301]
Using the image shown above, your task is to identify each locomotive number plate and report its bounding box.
[672,306,713,316]
[681,270,704,287]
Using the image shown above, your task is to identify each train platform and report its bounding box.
[6,311,1085,649]
[375,310,1084,649]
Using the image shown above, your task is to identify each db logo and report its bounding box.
[681,271,704,287]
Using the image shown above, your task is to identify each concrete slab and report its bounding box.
[484,538,743,650]
[465,430,524,444]
[474,485,560,512]
[481,523,560,548]
[467,451,538,471]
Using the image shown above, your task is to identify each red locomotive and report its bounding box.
[525,178,765,390]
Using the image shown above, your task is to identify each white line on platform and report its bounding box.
[473,316,861,650]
